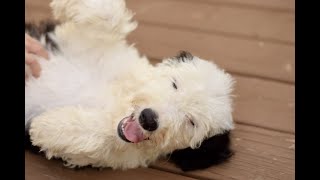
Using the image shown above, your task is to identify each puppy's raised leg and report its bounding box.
[51,0,137,41]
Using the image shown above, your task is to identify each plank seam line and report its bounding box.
[139,21,295,46]
[234,125,294,137]
[149,166,216,180]
[233,137,295,151]
[235,121,294,135]
[174,0,295,13]
[228,71,294,85]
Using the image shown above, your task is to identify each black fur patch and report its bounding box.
[175,51,194,62]
[25,20,60,52]
[169,131,233,171]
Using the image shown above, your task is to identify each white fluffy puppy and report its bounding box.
[25,0,235,171]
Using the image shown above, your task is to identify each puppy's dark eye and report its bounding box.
[189,120,195,126]
[172,82,178,90]
[186,115,195,127]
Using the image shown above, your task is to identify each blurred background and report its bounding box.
[26,0,295,179]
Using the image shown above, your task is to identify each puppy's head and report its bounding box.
[117,51,234,166]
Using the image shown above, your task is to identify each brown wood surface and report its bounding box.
[26,151,196,180]
[25,123,294,180]
[25,0,295,179]
[128,25,295,83]
[182,0,295,11]
[127,0,295,43]
[26,0,295,83]
[233,75,294,133]
[152,124,295,180]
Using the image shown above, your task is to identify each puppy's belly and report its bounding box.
[25,55,113,126]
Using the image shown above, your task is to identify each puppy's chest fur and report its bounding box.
[25,22,145,125]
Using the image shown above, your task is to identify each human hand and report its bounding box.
[25,33,49,79]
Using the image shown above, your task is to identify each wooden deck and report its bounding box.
[25,0,295,179]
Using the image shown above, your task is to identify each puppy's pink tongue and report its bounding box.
[123,120,144,143]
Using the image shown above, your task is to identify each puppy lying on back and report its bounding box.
[25,0,235,171]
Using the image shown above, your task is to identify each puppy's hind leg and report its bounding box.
[50,0,137,39]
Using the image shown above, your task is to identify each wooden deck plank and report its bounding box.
[26,151,196,180]
[127,0,295,43]
[25,0,52,21]
[185,0,295,11]
[25,123,295,180]
[26,0,295,83]
[128,24,295,82]
[25,0,295,14]
[151,124,295,180]
[233,75,294,133]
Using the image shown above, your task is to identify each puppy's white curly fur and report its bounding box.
[26,0,235,170]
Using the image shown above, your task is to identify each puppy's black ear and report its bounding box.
[169,131,233,171]
[175,51,194,62]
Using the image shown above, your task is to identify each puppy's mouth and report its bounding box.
[117,115,148,143]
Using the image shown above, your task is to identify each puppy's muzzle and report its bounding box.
[139,108,158,131]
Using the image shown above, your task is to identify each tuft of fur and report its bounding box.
[25,0,235,171]
[175,51,194,62]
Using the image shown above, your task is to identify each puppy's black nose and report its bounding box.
[139,108,158,131]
